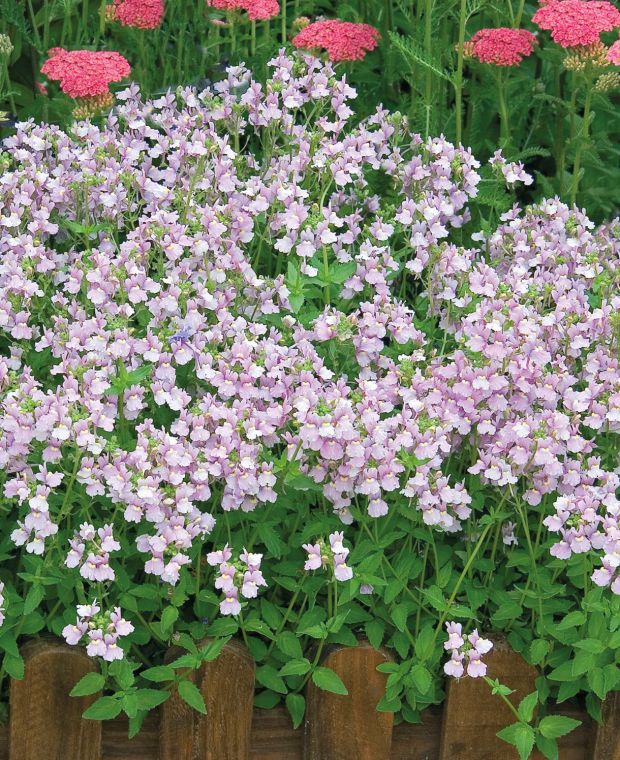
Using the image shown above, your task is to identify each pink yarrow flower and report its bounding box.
[533,0,620,47]
[207,0,279,20]
[292,20,380,62]
[467,27,537,66]
[41,48,131,97]
[108,0,164,29]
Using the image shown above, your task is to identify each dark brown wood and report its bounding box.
[160,639,255,760]
[0,702,597,760]
[303,641,393,760]
[9,638,102,760]
[439,640,540,760]
[590,692,620,760]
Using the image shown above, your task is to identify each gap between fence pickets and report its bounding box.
[4,637,617,760]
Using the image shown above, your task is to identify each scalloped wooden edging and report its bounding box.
[3,636,614,759]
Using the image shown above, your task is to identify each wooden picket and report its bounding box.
[2,637,616,760]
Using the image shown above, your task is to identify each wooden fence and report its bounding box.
[3,637,619,759]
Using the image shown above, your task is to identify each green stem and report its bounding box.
[424,0,433,136]
[570,72,593,207]
[496,70,510,146]
[281,0,286,44]
[454,0,467,145]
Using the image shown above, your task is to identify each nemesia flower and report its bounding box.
[443,622,494,678]
[303,533,353,581]
[63,602,134,661]
[489,150,534,187]
[292,20,380,62]
[208,546,267,614]
[467,28,537,66]
[533,0,620,47]
[108,0,164,29]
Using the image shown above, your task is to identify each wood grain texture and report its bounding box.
[0,702,597,760]
[303,641,393,760]
[590,691,620,760]
[439,641,540,760]
[160,639,255,760]
[9,638,102,760]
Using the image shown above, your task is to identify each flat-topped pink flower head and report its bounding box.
[108,0,164,29]
[292,19,380,62]
[468,27,537,65]
[533,0,620,47]
[41,48,131,98]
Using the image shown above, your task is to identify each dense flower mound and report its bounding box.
[609,38,620,62]
[292,20,380,61]
[208,0,279,21]
[0,53,619,668]
[41,48,131,97]
[108,0,164,29]
[533,0,620,47]
[467,27,537,65]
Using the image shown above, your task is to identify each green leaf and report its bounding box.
[279,658,311,677]
[365,619,384,650]
[178,680,207,714]
[70,672,105,697]
[23,584,44,615]
[535,734,559,760]
[276,631,303,659]
[409,664,432,695]
[517,691,538,723]
[3,653,24,680]
[312,667,348,695]
[285,693,306,729]
[256,665,287,694]
[135,688,170,710]
[83,696,122,720]
[141,665,175,683]
[497,722,535,760]
[538,715,581,739]
[200,637,231,662]
[160,606,179,634]
[391,604,409,633]
[529,639,550,665]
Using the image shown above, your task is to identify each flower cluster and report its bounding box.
[107,0,164,29]
[489,149,534,187]
[533,0,620,47]
[1,52,619,670]
[466,27,537,66]
[207,546,267,614]
[608,38,620,64]
[41,48,131,97]
[66,523,120,582]
[62,602,134,661]
[443,623,493,678]
[292,20,380,62]
[208,0,280,21]
[303,532,353,581]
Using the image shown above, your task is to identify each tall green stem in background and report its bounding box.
[281,0,287,44]
[424,0,433,136]
[570,71,593,206]
[454,0,467,145]
[496,70,510,145]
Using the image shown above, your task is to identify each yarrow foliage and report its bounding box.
[292,20,380,62]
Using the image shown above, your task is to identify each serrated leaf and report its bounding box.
[178,680,207,714]
[312,667,348,695]
[538,715,581,739]
[83,696,122,720]
[285,693,305,729]
[70,672,105,697]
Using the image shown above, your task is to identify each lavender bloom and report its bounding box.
[443,622,493,679]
